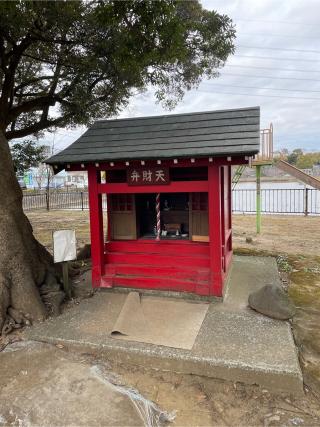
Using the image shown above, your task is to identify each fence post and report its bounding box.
[304,188,309,216]
[256,165,262,233]
[80,191,84,211]
[45,190,49,211]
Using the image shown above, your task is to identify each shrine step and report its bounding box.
[105,263,210,281]
[101,263,211,295]
[106,251,210,268]
[112,275,209,295]
[107,240,209,257]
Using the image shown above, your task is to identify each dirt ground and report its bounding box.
[1,340,319,427]
[26,210,320,257]
[2,210,316,426]
[0,341,143,426]
[233,214,320,257]
[27,210,91,252]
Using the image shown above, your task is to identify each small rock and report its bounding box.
[214,401,224,414]
[246,236,253,244]
[248,284,296,320]
[55,344,64,349]
[289,417,304,426]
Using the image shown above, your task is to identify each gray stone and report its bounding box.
[248,284,296,320]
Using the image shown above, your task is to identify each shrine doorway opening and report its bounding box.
[135,193,190,239]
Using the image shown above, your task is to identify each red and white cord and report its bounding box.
[156,193,160,240]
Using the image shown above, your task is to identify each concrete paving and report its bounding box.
[26,256,303,394]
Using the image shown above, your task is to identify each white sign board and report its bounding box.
[53,230,77,263]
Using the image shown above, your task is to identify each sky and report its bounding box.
[48,0,320,155]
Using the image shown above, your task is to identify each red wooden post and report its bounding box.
[208,164,223,296]
[106,194,111,242]
[88,166,105,287]
[228,165,233,251]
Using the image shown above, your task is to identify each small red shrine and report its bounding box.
[47,107,260,297]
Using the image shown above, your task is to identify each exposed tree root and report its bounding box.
[0,334,22,352]
[0,131,66,335]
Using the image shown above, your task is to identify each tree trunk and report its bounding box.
[0,131,62,334]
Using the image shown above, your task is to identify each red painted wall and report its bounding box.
[86,159,241,296]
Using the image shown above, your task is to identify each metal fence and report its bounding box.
[232,188,320,215]
[23,191,88,211]
[23,188,320,215]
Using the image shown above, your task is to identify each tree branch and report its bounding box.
[5,114,71,140]
[22,52,74,68]
[0,33,35,119]
[14,75,55,93]
[0,35,6,71]
[7,95,56,124]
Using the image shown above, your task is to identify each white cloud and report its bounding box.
[45,0,320,153]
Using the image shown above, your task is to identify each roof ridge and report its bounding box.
[95,106,260,124]
[46,106,261,166]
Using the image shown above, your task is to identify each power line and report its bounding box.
[235,19,319,27]
[225,64,320,73]
[234,54,320,63]
[239,32,319,40]
[237,45,320,54]
[203,82,320,94]
[220,71,320,83]
[195,87,320,101]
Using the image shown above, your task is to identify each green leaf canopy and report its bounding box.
[0,0,235,140]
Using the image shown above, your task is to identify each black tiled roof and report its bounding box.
[46,106,260,165]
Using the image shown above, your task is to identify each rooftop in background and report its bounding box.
[46,107,260,167]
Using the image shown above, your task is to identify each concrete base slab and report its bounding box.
[26,256,303,394]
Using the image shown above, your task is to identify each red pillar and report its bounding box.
[87,166,105,287]
[208,164,223,296]
[228,165,233,252]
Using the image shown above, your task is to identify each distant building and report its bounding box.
[65,171,88,188]
[24,167,65,189]
[42,145,52,158]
